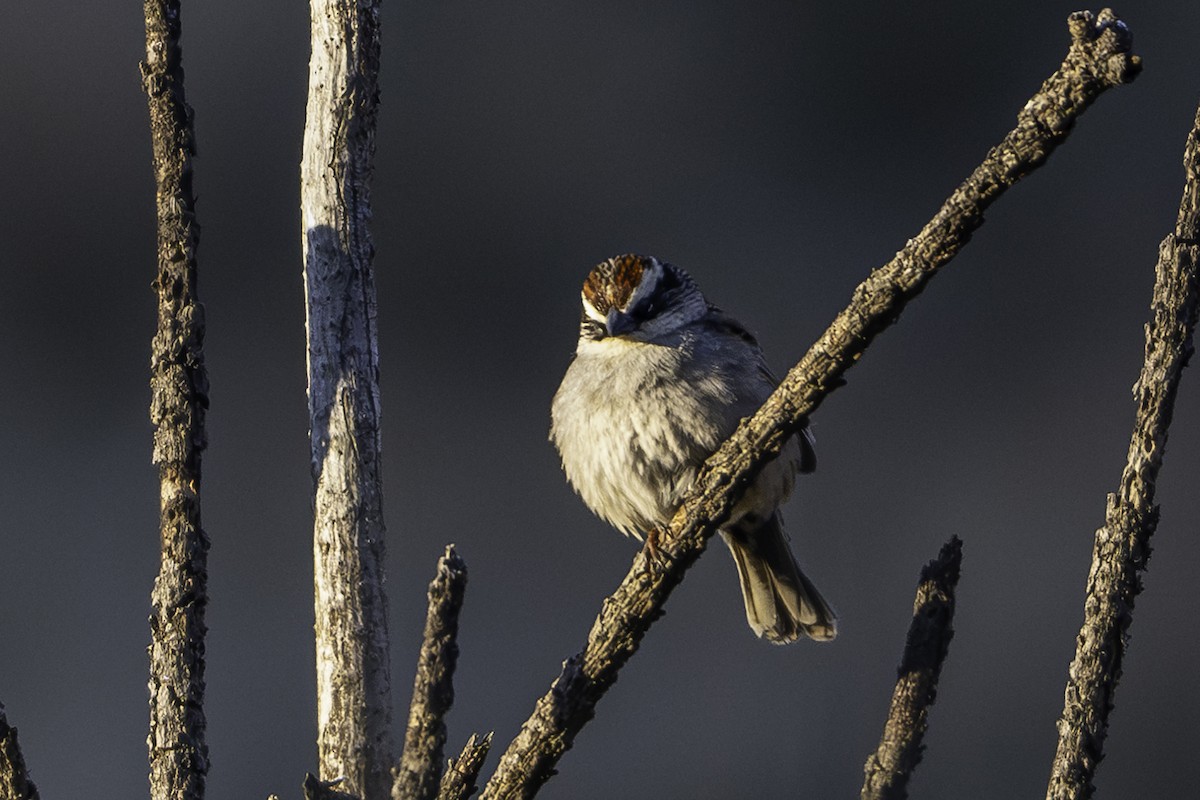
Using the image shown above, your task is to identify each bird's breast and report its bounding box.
[551,340,737,537]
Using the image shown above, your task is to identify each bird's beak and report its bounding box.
[605,308,637,337]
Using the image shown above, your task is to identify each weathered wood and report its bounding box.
[142,1,210,798]
[480,11,1140,799]
[302,0,392,796]
[0,705,39,800]
[393,547,469,800]
[1045,101,1200,800]
[861,538,962,800]
[437,734,493,800]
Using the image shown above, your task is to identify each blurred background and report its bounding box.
[2,1,1198,797]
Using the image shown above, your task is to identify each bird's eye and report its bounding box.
[633,297,658,319]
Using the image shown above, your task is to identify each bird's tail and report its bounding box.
[720,514,836,644]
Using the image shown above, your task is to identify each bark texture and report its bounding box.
[480,11,1139,799]
[393,547,469,800]
[0,706,39,800]
[303,0,392,797]
[142,2,210,799]
[1045,103,1200,800]
[861,538,962,800]
[437,734,493,800]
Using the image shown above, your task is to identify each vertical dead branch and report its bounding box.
[861,537,963,800]
[480,11,1139,799]
[0,705,39,800]
[1045,103,1200,800]
[142,1,210,798]
[302,0,391,796]
[393,547,469,800]
[437,734,493,800]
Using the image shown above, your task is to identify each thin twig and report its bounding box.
[0,705,40,800]
[393,547,469,800]
[861,538,963,800]
[481,11,1139,800]
[437,734,494,800]
[142,1,210,798]
[1045,102,1200,800]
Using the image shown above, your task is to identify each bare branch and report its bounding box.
[0,705,39,800]
[142,1,210,798]
[437,734,493,800]
[861,538,963,800]
[302,0,392,796]
[481,11,1139,799]
[393,547,469,800]
[1045,102,1200,800]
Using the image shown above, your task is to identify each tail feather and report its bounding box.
[720,514,836,644]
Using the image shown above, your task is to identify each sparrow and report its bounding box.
[550,254,836,643]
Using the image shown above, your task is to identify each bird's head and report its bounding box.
[577,254,707,344]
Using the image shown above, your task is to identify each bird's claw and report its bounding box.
[642,528,672,571]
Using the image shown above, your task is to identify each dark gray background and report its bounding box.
[2,2,1198,798]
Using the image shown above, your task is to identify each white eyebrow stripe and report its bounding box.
[582,292,607,323]
[623,258,661,310]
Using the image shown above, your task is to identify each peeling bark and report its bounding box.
[480,11,1139,799]
[302,0,392,797]
[861,538,962,800]
[142,1,210,798]
[393,547,469,800]
[1045,102,1200,800]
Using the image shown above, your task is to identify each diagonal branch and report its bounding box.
[393,547,470,800]
[481,10,1139,800]
[861,537,963,800]
[0,705,40,800]
[142,1,210,798]
[437,734,493,800]
[1044,102,1200,800]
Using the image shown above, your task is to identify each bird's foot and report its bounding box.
[642,528,671,571]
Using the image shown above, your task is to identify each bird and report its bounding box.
[550,253,836,644]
